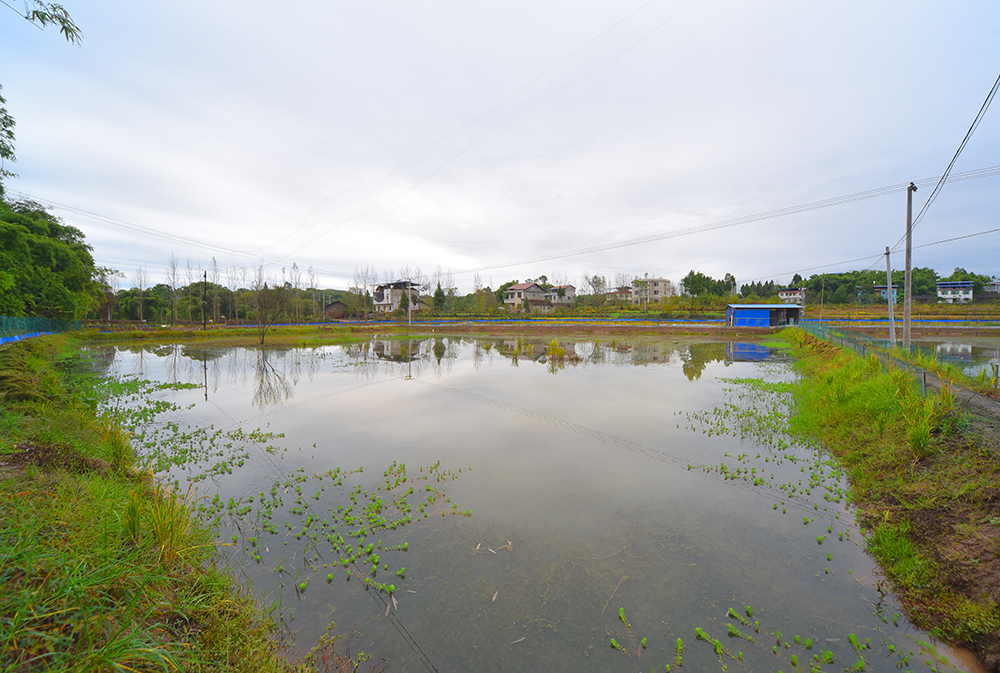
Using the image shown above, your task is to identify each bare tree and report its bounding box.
[251,261,286,344]
[307,265,317,321]
[185,260,195,321]
[166,253,179,323]
[96,268,123,322]
[613,272,632,306]
[290,262,302,322]
[239,265,249,325]
[225,262,238,325]
[132,266,149,323]
[210,257,221,322]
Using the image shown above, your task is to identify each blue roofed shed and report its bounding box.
[726,304,802,328]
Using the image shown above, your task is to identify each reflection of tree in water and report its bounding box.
[253,350,294,409]
[680,342,728,381]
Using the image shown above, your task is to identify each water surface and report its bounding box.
[93,336,963,673]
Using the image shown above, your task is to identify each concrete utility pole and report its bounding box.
[885,246,896,344]
[903,182,917,348]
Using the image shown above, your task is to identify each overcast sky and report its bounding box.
[2,0,998,292]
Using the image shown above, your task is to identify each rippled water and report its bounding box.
[89,336,964,673]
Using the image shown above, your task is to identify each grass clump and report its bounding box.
[0,338,300,671]
[781,328,1000,652]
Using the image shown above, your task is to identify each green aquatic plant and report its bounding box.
[619,607,631,630]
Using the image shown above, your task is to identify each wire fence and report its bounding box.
[0,316,81,345]
[800,323,1000,420]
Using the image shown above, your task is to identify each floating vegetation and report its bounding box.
[95,368,472,603]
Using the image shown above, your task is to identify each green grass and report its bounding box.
[0,337,320,671]
[780,327,1000,645]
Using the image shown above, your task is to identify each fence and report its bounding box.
[0,316,81,345]
[801,323,1000,397]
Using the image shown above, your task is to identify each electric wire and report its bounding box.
[454,165,1000,276]
[0,0,41,29]
[741,226,1000,285]
[9,164,999,287]
[888,69,1000,253]
[911,69,1000,231]
[5,189,355,281]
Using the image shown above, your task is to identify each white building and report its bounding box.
[778,288,805,305]
[936,281,973,304]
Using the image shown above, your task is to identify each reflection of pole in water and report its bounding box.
[203,355,208,401]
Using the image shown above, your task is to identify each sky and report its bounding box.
[2,0,999,294]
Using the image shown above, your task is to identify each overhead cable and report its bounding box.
[454,165,1000,275]
[889,69,1000,253]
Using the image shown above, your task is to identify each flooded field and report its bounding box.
[89,336,969,673]
[911,337,1000,382]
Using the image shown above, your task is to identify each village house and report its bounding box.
[372,281,421,313]
[631,277,673,305]
[503,283,551,312]
[873,284,899,303]
[936,280,974,304]
[606,286,632,304]
[545,284,576,307]
[777,288,805,305]
[323,300,349,319]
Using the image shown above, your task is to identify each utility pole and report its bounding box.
[903,182,917,348]
[202,270,207,331]
[885,246,896,344]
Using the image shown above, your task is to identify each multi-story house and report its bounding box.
[873,284,898,303]
[936,280,974,304]
[777,288,805,305]
[503,283,548,311]
[631,277,673,305]
[373,281,421,313]
[545,284,575,307]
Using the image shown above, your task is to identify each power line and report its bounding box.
[889,69,1000,253]
[741,226,1000,285]
[11,162,1000,284]
[454,165,1000,275]
[6,189,355,281]
[1,0,42,30]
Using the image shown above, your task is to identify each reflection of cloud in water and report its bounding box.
[253,351,294,409]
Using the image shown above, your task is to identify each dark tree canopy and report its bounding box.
[0,198,100,317]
